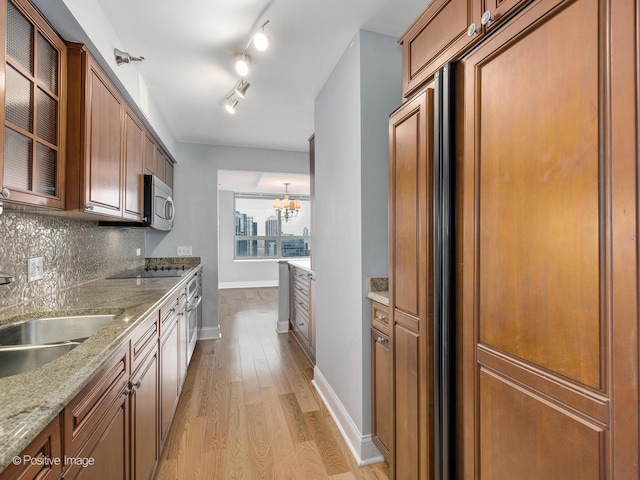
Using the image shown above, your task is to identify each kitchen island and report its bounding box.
[0,258,200,475]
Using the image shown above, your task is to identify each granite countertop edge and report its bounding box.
[367,290,389,306]
[0,260,202,472]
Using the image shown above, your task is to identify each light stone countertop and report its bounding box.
[284,258,313,274]
[367,276,389,306]
[0,265,200,472]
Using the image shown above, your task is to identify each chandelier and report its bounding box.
[273,183,300,222]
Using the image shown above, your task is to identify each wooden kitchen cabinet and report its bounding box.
[0,416,62,480]
[0,0,67,209]
[457,0,639,477]
[62,343,129,480]
[159,288,186,447]
[388,88,434,479]
[289,264,315,363]
[123,107,144,221]
[370,302,391,464]
[130,347,158,480]
[143,131,156,177]
[398,0,526,98]
[66,44,125,218]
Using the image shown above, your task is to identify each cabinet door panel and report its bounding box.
[400,0,477,97]
[160,316,180,445]
[459,0,639,477]
[123,110,144,220]
[371,329,391,459]
[132,350,158,480]
[86,64,123,214]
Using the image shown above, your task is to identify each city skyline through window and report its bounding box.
[234,193,311,259]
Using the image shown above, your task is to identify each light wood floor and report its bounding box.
[155,287,389,480]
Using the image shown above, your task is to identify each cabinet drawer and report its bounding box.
[160,289,185,335]
[63,343,129,458]
[371,302,390,335]
[130,312,159,374]
[0,416,62,480]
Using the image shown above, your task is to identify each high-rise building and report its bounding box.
[265,215,279,236]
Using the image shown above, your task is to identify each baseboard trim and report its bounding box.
[199,325,221,340]
[276,321,289,333]
[218,280,278,289]
[312,366,384,466]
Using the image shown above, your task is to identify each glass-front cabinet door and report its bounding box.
[1,0,66,208]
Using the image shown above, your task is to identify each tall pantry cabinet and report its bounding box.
[385,0,639,478]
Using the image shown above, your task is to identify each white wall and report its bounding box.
[218,190,279,288]
[31,0,177,157]
[313,30,400,463]
[146,144,308,338]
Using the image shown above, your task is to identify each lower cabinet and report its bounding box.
[130,346,159,480]
[289,264,315,362]
[62,343,130,480]
[0,417,62,480]
[371,327,391,461]
[159,312,180,446]
[1,279,197,480]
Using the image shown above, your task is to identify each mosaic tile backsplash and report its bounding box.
[0,211,145,309]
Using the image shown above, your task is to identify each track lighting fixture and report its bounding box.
[114,48,144,66]
[234,53,251,76]
[225,96,238,114]
[252,21,270,51]
[235,79,250,98]
[222,19,270,116]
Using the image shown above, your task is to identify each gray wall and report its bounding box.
[314,30,400,437]
[0,211,144,309]
[145,144,308,337]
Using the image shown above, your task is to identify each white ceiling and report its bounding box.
[218,170,310,195]
[90,0,429,152]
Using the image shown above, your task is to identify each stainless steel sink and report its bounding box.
[0,343,80,378]
[0,314,117,346]
[0,314,117,378]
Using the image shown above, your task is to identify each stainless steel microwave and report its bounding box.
[144,174,174,231]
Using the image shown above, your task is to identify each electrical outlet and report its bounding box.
[28,257,44,282]
[136,248,141,257]
[177,246,192,256]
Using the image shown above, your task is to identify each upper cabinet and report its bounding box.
[0,0,67,208]
[123,107,144,220]
[398,0,526,98]
[66,44,126,218]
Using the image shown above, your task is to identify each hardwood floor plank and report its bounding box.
[262,386,304,480]
[279,392,313,443]
[246,402,276,479]
[224,381,250,479]
[155,287,389,480]
[304,410,352,476]
[295,441,330,480]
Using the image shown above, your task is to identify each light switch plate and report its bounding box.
[28,257,44,282]
[177,246,192,256]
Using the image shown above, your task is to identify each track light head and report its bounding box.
[235,80,250,98]
[225,97,238,114]
[253,22,269,51]
[234,53,251,76]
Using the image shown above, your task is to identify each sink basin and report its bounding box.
[0,314,117,346]
[0,314,118,378]
[0,343,80,378]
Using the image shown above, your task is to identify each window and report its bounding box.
[234,193,311,259]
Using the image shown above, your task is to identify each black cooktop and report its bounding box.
[108,265,189,279]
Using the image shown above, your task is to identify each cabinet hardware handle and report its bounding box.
[481,10,494,26]
[85,202,94,211]
[133,380,142,389]
[298,323,305,327]
[0,188,10,199]
[467,23,480,37]
[123,387,134,396]
[375,314,388,324]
